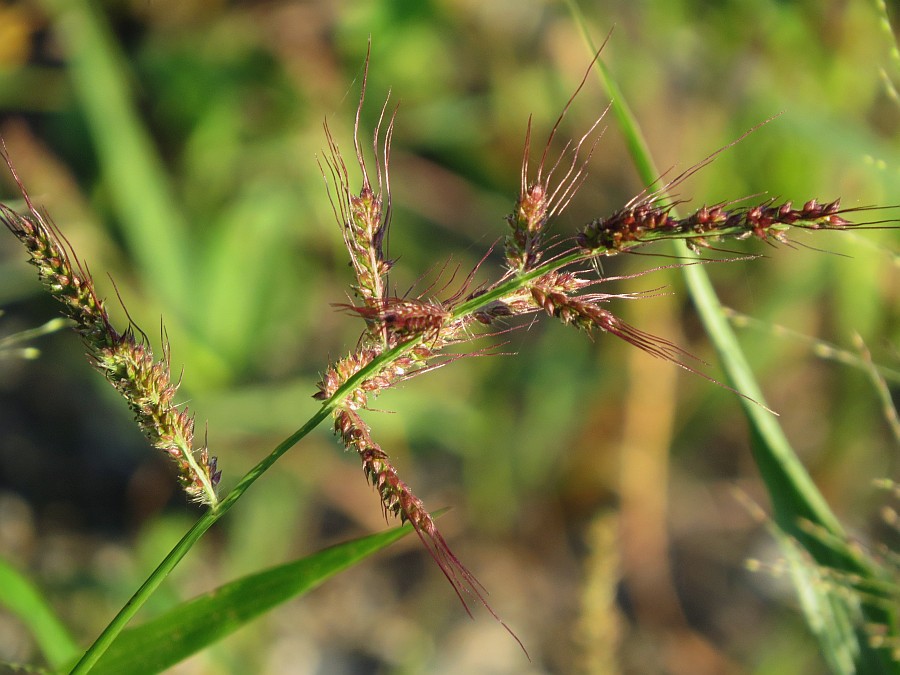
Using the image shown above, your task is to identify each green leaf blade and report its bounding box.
[87,523,413,675]
[0,557,80,669]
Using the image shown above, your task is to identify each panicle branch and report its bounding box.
[0,151,220,506]
[335,298,451,347]
[528,279,695,362]
[314,344,440,406]
[577,196,860,253]
[330,399,527,655]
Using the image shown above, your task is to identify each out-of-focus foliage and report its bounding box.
[0,1,897,673]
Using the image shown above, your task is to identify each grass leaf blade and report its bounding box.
[86,523,414,675]
[0,557,80,669]
[38,0,192,314]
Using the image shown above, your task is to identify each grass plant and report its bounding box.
[0,2,898,673]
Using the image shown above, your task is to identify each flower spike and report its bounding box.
[320,46,396,315]
[505,38,611,272]
[0,145,220,506]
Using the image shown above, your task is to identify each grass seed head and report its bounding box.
[577,197,862,253]
[0,149,220,506]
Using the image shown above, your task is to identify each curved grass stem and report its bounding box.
[69,405,332,674]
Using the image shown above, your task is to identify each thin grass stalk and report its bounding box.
[567,0,851,560]
[723,308,900,384]
[64,239,642,669]
[63,184,898,670]
[69,404,329,674]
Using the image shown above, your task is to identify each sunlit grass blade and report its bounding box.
[0,315,69,360]
[0,557,80,669]
[84,522,415,675]
[775,526,862,675]
[722,308,900,386]
[68,404,331,675]
[772,515,899,674]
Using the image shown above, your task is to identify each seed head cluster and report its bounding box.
[313,55,888,649]
[315,57,522,636]
[2,50,887,655]
[0,153,220,506]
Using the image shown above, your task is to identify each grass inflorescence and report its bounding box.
[305,51,899,648]
[0,148,220,508]
[1,37,897,671]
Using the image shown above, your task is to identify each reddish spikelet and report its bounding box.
[505,173,552,271]
[469,273,594,328]
[577,197,861,253]
[313,348,379,406]
[680,198,856,248]
[335,297,450,345]
[505,42,609,271]
[527,277,772,407]
[333,407,527,655]
[536,269,595,293]
[577,202,680,251]
[317,44,896,656]
[529,281,695,364]
[0,153,220,505]
[313,342,442,405]
[320,48,395,309]
[316,298,526,649]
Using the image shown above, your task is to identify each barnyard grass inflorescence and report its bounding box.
[312,50,898,652]
[577,197,859,253]
[4,43,894,658]
[0,148,220,506]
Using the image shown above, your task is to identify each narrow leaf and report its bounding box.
[86,523,414,675]
[0,557,80,669]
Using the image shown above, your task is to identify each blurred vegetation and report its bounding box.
[0,0,897,673]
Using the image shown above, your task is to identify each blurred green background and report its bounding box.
[0,0,897,673]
